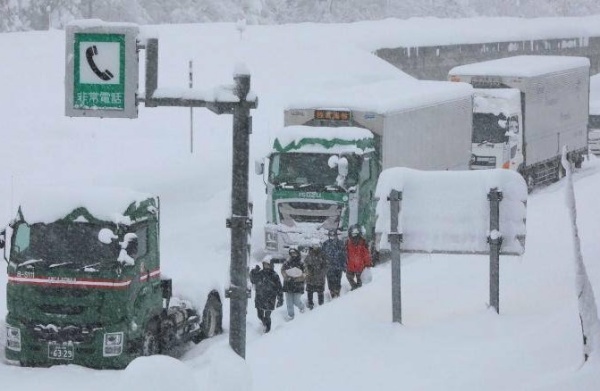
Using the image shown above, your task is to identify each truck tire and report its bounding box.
[141,321,160,356]
[556,161,565,181]
[526,173,535,193]
[201,295,222,339]
[159,319,178,354]
[574,154,583,169]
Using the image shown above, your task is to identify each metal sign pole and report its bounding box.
[388,189,403,324]
[488,187,503,314]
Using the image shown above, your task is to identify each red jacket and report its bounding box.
[346,237,372,273]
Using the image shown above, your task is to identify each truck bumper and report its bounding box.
[5,314,136,369]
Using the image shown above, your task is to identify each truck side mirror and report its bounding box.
[255,159,264,175]
[0,230,6,264]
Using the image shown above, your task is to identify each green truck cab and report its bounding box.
[3,188,222,369]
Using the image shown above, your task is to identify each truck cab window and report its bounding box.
[134,226,148,258]
[14,224,30,254]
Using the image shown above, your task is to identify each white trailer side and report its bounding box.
[285,79,474,171]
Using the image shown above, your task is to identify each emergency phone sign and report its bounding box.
[65,22,139,118]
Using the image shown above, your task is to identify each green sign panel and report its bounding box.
[65,22,138,118]
[73,33,125,110]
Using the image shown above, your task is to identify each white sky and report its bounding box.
[1,15,600,391]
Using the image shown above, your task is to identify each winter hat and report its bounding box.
[289,247,300,256]
[310,238,321,248]
[262,255,272,267]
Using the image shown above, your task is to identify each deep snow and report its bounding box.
[1,16,600,391]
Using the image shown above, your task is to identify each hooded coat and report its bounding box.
[304,247,328,286]
[322,236,347,272]
[281,254,306,294]
[250,265,283,311]
[346,236,372,273]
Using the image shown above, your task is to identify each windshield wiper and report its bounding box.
[48,262,79,269]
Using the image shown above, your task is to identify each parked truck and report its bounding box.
[3,187,222,369]
[256,79,474,260]
[448,55,590,191]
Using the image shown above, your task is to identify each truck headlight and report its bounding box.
[265,232,278,250]
[6,325,21,352]
[103,332,124,357]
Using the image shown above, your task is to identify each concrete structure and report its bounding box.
[376,36,600,81]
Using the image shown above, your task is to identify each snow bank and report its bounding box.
[205,345,253,391]
[375,168,527,255]
[117,355,200,391]
[450,55,590,78]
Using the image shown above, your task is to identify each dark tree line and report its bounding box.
[1,0,599,32]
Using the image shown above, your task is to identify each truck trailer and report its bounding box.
[449,55,590,191]
[256,79,474,260]
[3,187,223,369]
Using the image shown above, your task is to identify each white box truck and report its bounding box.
[256,79,474,260]
[449,55,590,191]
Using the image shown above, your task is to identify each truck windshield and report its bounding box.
[473,113,509,144]
[11,222,119,267]
[269,153,361,187]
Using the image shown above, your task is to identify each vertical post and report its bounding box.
[145,38,158,107]
[228,74,252,359]
[189,60,194,154]
[388,189,403,324]
[488,187,503,314]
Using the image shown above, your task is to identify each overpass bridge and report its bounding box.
[375,36,600,81]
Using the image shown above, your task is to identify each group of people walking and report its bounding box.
[249,224,373,332]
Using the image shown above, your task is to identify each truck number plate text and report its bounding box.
[48,343,74,360]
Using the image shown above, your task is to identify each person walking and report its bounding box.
[321,229,346,298]
[281,247,306,320]
[250,257,284,333]
[304,239,328,309]
[346,225,372,290]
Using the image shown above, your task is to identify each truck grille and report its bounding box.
[278,201,342,229]
[28,322,102,344]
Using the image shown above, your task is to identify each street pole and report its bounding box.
[141,38,257,358]
[388,189,403,324]
[488,187,503,314]
[189,60,194,154]
[228,74,252,358]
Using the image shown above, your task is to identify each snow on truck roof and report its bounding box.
[14,186,157,225]
[286,79,473,115]
[449,55,590,78]
[272,126,375,154]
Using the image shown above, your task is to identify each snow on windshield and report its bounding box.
[14,186,156,224]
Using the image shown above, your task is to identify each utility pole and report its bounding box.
[142,38,257,358]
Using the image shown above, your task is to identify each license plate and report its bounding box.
[48,342,74,360]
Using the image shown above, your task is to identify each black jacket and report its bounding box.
[250,266,283,310]
[281,256,306,294]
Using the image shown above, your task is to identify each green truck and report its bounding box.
[3,187,222,368]
[256,80,474,261]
